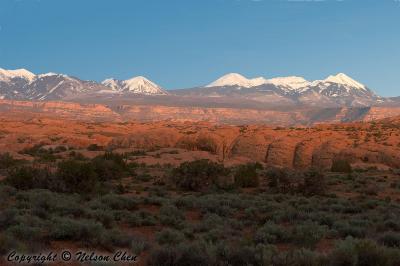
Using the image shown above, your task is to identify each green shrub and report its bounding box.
[50,217,105,245]
[266,167,295,193]
[148,243,210,266]
[131,235,150,255]
[156,229,184,245]
[329,237,396,266]
[100,228,133,249]
[87,209,114,228]
[5,166,53,190]
[91,152,132,181]
[0,185,16,202]
[126,211,157,227]
[275,248,327,266]
[56,160,98,193]
[379,232,400,248]
[0,232,21,255]
[0,208,18,229]
[171,160,229,191]
[254,221,289,244]
[7,223,47,243]
[234,163,259,188]
[333,221,367,238]
[97,194,138,210]
[159,205,185,228]
[19,144,59,162]
[291,221,327,248]
[300,169,326,196]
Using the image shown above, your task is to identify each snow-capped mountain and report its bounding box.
[206,73,267,88]
[0,68,35,82]
[26,73,104,100]
[267,76,310,91]
[101,76,167,95]
[0,68,104,100]
[0,68,167,100]
[195,72,381,107]
[0,67,387,107]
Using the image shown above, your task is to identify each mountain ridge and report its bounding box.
[0,67,395,108]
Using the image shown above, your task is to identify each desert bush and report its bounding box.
[291,220,327,248]
[333,221,367,238]
[131,235,150,254]
[267,168,325,196]
[91,152,132,180]
[0,185,16,201]
[0,208,18,230]
[14,189,84,219]
[379,232,400,248]
[196,195,234,217]
[193,214,224,233]
[255,221,289,244]
[159,204,185,228]
[383,219,400,231]
[0,232,22,255]
[273,248,327,266]
[100,228,133,249]
[329,237,398,266]
[234,163,260,188]
[96,194,138,210]
[266,167,296,193]
[300,169,326,196]
[56,159,98,193]
[5,166,54,190]
[148,242,210,266]
[170,160,229,191]
[223,245,261,266]
[19,144,59,162]
[7,220,48,244]
[331,159,352,173]
[156,228,185,245]
[87,209,114,228]
[50,217,105,244]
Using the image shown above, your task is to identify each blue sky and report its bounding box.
[0,0,399,96]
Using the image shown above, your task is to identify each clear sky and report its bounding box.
[0,0,399,96]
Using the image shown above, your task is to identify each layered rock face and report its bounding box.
[1,109,400,170]
[3,99,400,126]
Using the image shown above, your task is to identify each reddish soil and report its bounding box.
[1,109,400,171]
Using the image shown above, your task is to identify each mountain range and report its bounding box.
[0,68,395,107]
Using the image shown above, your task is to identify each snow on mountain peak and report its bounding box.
[207,73,267,88]
[102,76,167,95]
[38,72,59,78]
[207,72,368,92]
[323,73,366,90]
[267,76,310,90]
[0,68,36,82]
[102,78,120,91]
[122,76,166,94]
